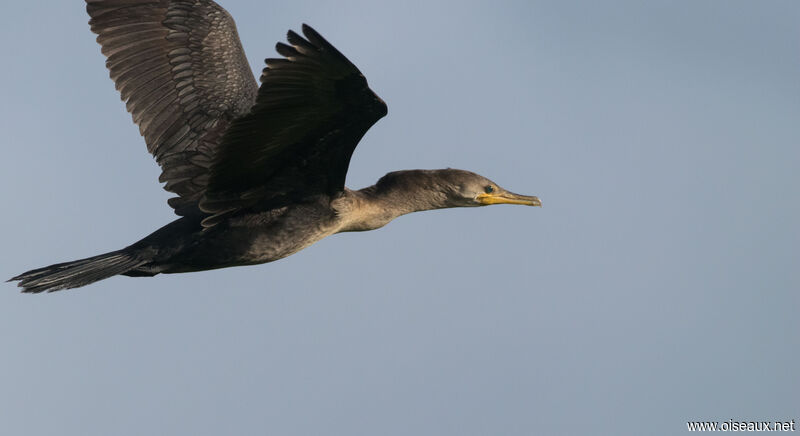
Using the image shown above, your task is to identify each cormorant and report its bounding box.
[10,0,541,293]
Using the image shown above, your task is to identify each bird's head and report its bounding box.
[439,169,541,208]
[375,169,541,209]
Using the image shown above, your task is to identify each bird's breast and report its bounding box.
[230,203,340,264]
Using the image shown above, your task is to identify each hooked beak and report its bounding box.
[476,191,542,207]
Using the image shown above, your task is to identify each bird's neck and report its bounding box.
[334,185,450,232]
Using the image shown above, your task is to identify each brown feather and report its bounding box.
[200,24,387,227]
[87,0,258,216]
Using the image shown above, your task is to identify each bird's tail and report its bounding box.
[9,249,147,293]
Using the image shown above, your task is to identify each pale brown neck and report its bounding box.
[334,184,451,232]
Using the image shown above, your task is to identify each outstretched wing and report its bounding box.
[199,24,387,227]
[86,0,259,215]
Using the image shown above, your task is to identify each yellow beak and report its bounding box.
[476,191,542,207]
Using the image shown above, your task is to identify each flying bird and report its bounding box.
[10,0,541,293]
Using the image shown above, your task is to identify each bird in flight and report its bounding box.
[10,0,541,293]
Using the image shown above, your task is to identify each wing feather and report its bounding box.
[86,0,258,216]
[199,24,387,227]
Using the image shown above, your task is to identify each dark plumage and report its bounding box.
[10,0,540,293]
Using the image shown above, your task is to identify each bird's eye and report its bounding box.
[484,185,494,194]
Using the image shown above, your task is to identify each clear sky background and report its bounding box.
[1,1,798,435]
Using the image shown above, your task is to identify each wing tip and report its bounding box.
[301,23,316,36]
[300,23,327,49]
[275,41,298,58]
[286,29,303,44]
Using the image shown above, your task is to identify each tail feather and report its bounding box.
[9,250,147,293]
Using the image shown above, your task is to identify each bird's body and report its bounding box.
[122,200,334,276]
[10,1,540,293]
[110,169,523,276]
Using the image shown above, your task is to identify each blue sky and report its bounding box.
[1,1,798,435]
